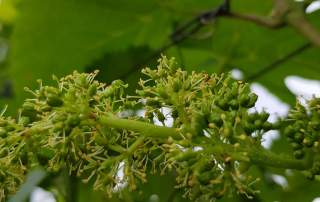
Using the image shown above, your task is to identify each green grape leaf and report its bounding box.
[172,1,320,105]
[8,0,173,112]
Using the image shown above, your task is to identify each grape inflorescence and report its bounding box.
[0,56,319,201]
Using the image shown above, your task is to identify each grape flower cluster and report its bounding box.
[284,98,320,179]
[0,56,319,201]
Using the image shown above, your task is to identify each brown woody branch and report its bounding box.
[222,0,320,47]
[224,12,285,28]
[121,0,320,80]
[287,9,320,47]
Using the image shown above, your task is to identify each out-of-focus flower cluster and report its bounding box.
[284,98,320,179]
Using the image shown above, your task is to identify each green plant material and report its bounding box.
[281,98,320,179]
[8,168,47,202]
[0,56,319,201]
[8,0,173,112]
[6,0,320,117]
[172,1,320,104]
[0,0,17,24]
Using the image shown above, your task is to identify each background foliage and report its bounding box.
[0,0,320,201]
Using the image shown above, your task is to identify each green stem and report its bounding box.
[108,144,126,153]
[99,115,313,171]
[99,136,145,171]
[67,175,78,202]
[99,115,181,139]
[248,147,313,170]
[206,143,313,170]
[127,136,145,154]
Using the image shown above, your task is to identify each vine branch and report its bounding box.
[222,0,320,47]
[99,115,313,171]
[121,0,320,81]
[1,57,320,201]
[98,115,181,140]
[223,12,285,28]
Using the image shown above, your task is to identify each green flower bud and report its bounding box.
[254,120,263,129]
[260,112,270,122]
[155,109,165,123]
[67,115,81,127]
[19,116,30,126]
[95,135,108,146]
[293,150,304,159]
[222,124,233,137]
[88,84,98,97]
[284,126,295,138]
[47,94,63,107]
[40,105,52,112]
[0,148,9,158]
[103,86,115,97]
[238,162,251,173]
[191,112,206,135]
[146,98,161,108]
[99,159,115,171]
[0,128,7,138]
[208,114,223,127]
[145,110,154,120]
[52,113,67,123]
[303,138,313,147]
[157,86,169,99]
[37,148,55,160]
[171,109,179,119]
[53,122,65,133]
[247,93,258,108]
[197,170,215,185]
[294,133,304,143]
[5,124,15,132]
[243,122,254,134]
[291,142,302,150]
[172,78,181,92]
[112,80,126,88]
[231,83,238,97]
[262,122,272,131]
[217,99,228,111]
[239,94,250,107]
[0,120,7,127]
[305,171,315,180]
[77,74,89,87]
[229,99,239,110]
[21,103,38,121]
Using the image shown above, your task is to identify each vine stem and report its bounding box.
[247,147,313,170]
[98,115,313,171]
[99,115,182,140]
[204,143,313,170]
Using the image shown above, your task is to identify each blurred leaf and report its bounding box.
[8,168,47,202]
[8,0,171,112]
[127,172,191,202]
[85,46,156,94]
[224,8,319,104]
[8,0,228,113]
[77,181,107,202]
[172,1,320,104]
[0,0,17,24]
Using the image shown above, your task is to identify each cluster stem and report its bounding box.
[99,115,314,171]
